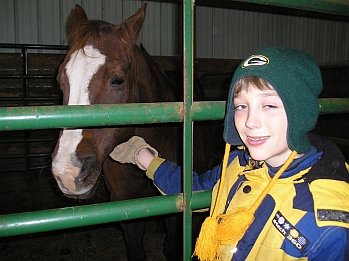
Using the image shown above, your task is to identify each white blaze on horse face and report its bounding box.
[52,129,84,192]
[66,45,106,105]
[52,45,106,193]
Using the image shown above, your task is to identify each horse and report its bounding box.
[51,4,211,261]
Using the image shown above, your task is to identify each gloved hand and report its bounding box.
[109,136,158,170]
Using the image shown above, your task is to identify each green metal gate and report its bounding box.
[1,1,349,260]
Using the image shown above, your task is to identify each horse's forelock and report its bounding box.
[69,20,114,52]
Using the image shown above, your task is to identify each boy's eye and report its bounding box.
[264,104,277,109]
[234,104,247,110]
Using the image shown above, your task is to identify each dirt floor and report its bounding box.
[0,181,167,261]
[0,212,206,261]
[0,219,166,261]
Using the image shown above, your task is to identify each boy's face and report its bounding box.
[233,85,292,167]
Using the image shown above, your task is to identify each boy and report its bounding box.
[110,46,349,260]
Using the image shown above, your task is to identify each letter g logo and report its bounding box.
[242,55,269,68]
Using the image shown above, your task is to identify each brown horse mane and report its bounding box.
[136,44,181,102]
[139,44,176,85]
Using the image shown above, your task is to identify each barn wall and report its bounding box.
[1,0,349,61]
[195,6,349,61]
[0,0,180,55]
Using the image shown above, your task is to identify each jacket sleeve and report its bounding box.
[308,226,349,261]
[145,157,223,195]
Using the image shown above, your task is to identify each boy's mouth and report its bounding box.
[248,136,268,141]
[246,136,269,146]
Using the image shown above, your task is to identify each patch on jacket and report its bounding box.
[317,209,349,223]
[272,211,309,252]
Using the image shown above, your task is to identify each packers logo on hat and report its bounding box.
[242,55,269,68]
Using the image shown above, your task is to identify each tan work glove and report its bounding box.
[109,136,158,170]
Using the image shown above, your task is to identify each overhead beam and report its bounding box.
[146,0,349,20]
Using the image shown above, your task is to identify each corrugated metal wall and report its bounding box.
[0,0,179,55]
[196,6,349,61]
[1,0,348,61]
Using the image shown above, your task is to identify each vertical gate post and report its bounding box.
[183,0,195,259]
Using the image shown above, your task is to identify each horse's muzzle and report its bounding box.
[53,155,102,199]
[54,175,99,199]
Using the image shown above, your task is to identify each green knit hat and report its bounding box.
[223,46,323,153]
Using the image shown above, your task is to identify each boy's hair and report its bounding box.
[233,76,273,95]
[224,46,323,153]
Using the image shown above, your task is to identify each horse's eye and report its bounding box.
[110,76,125,86]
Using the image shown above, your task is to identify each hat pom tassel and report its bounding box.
[216,208,254,245]
[192,216,219,261]
[192,208,255,261]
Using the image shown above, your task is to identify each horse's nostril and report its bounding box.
[54,176,69,191]
[78,156,96,181]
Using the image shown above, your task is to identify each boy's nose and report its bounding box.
[245,110,262,129]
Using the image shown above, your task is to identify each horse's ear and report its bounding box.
[70,4,88,34]
[118,3,147,46]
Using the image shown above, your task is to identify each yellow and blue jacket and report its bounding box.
[146,134,349,260]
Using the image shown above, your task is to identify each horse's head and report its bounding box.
[52,4,147,199]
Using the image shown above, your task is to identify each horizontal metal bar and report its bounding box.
[0,99,348,131]
[0,98,60,102]
[0,190,212,237]
[0,102,183,131]
[0,138,57,143]
[0,166,47,173]
[319,98,349,114]
[0,75,57,79]
[225,0,349,16]
[0,43,69,50]
[141,0,349,17]
[192,101,226,120]
[0,153,50,159]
